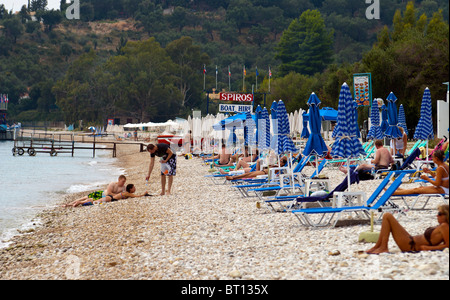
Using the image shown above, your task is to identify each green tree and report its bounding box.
[104,38,183,122]
[30,0,48,12]
[276,9,334,76]
[42,9,63,32]
[248,25,269,47]
[53,50,103,123]
[60,43,72,61]
[362,4,449,131]
[165,36,210,108]
[2,17,24,43]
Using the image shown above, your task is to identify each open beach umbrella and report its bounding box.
[383,92,402,139]
[367,104,383,140]
[331,83,366,191]
[303,93,328,157]
[398,104,408,136]
[380,104,389,134]
[275,100,298,154]
[414,87,434,157]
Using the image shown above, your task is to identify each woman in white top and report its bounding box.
[390,127,407,156]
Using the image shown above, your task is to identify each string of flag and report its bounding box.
[202,66,273,92]
[0,94,9,103]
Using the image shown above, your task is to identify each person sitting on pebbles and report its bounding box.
[64,184,149,207]
[366,205,449,254]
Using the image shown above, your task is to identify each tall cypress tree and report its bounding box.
[276,9,334,76]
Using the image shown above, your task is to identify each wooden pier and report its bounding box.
[12,131,147,158]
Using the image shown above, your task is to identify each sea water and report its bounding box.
[0,140,124,248]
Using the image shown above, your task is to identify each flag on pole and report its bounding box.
[255,66,259,91]
[243,65,246,91]
[215,65,218,90]
[269,67,272,93]
[203,65,206,90]
[228,66,231,91]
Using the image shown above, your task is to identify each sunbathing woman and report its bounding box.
[367,205,449,254]
[65,184,149,207]
[392,150,449,196]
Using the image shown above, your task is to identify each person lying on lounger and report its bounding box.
[206,144,232,166]
[392,150,449,196]
[225,156,288,180]
[218,149,260,175]
[65,184,149,207]
[366,205,449,254]
[339,139,394,175]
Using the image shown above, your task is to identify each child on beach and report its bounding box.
[64,184,149,207]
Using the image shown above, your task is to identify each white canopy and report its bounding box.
[124,120,181,129]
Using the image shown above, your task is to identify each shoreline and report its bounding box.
[0,143,448,280]
[0,140,124,250]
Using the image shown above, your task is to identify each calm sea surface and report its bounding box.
[0,140,124,248]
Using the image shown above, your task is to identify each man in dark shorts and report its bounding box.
[146,143,177,196]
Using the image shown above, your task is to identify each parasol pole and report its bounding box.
[347,158,351,192]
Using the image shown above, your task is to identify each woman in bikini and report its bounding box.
[65,184,149,207]
[367,204,449,254]
[392,150,449,196]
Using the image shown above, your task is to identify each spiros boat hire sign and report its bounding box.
[218,93,254,113]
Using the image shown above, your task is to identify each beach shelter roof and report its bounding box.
[302,107,338,122]
[212,113,247,130]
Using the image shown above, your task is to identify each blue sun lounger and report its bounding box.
[261,166,360,212]
[291,171,407,228]
[249,158,328,199]
[232,155,310,197]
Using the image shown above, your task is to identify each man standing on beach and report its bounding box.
[146,143,176,196]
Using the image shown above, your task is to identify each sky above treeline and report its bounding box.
[1,0,61,12]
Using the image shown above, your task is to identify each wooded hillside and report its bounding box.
[0,0,448,129]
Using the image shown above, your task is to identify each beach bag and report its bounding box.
[161,162,171,175]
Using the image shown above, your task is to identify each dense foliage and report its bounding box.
[0,0,448,130]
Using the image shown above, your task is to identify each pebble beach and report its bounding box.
[0,143,448,280]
